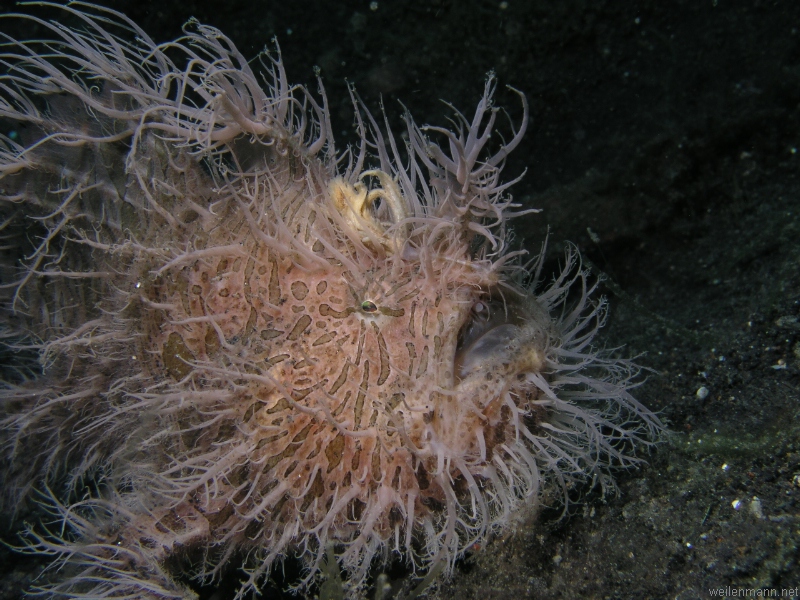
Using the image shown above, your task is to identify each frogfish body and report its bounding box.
[0,4,662,598]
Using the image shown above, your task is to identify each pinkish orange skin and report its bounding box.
[134,144,532,592]
[0,4,663,598]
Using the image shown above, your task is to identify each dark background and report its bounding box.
[1,1,799,598]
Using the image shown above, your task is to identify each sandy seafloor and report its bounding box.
[0,1,798,598]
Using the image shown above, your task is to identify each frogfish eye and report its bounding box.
[361,300,378,313]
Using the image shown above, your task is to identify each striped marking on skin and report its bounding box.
[243,307,257,341]
[268,256,281,305]
[372,322,390,385]
[292,380,325,401]
[354,320,366,366]
[405,342,416,376]
[397,288,420,303]
[371,443,382,482]
[332,390,352,417]
[351,444,362,471]
[319,303,354,319]
[326,433,345,472]
[300,471,325,511]
[265,353,289,367]
[415,346,429,379]
[304,210,317,244]
[286,314,312,340]
[386,280,410,299]
[329,362,350,395]
[353,361,369,429]
[312,332,336,346]
[262,421,312,473]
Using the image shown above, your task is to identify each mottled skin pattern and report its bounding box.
[157,231,472,535]
[0,5,662,599]
[139,149,545,580]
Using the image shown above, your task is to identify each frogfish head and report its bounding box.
[145,82,554,585]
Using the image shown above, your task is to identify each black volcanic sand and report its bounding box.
[0,1,798,598]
